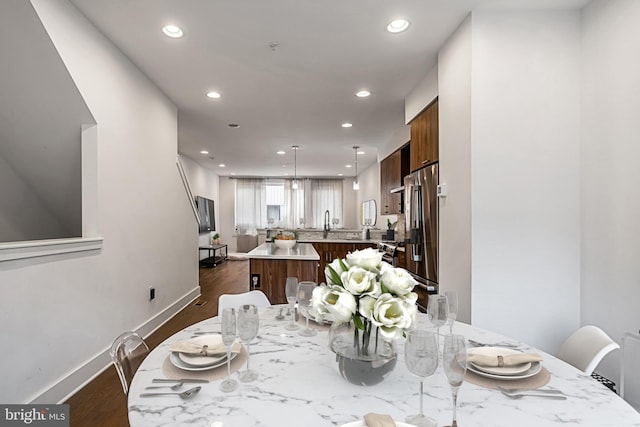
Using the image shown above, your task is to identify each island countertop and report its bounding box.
[247,242,319,260]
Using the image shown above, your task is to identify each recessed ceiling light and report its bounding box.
[277,150,286,155]
[228,123,240,128]
[346,164,353,168]
[218,164,226,168]
[206,91,222,99]
[341,122,353,128]
[355,90,371,98]
[162,25,184,38]
[200,150,209,154]
[358,150,365,155]
[387,19,410,33]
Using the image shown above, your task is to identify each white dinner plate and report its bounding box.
[339,421,416,427]
[467,360,542,380]
[467,346,532,376]
[170,344,240,372]
[177,336,228,367]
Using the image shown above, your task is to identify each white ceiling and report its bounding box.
[69,0,589,178]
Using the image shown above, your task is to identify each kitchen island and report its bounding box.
[247,242,319,304]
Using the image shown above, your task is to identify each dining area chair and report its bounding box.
[110,331,150,395]
[217,290,271,315]
[556,325,620,376]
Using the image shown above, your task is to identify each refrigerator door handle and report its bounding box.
[410,184,423,262]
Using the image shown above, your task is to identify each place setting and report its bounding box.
[464,343,557,393]
[159,312,248,383]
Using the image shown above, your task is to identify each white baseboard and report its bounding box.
[29,286,201,404]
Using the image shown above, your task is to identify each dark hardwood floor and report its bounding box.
[65,259,249,427]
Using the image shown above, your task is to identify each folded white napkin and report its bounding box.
[467,352,543,367]
[364,413,396,427]
[169,340,227,356]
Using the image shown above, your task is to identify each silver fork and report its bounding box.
[499,389,566,400]
[146,382,183,390]
[498,386,564,395]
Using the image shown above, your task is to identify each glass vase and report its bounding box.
[328,318,397,386]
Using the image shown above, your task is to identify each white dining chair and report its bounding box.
[217,290,271,315]
[556,325,620,376]
[110,331,150,395]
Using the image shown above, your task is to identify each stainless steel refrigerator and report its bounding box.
[404,162,438,294]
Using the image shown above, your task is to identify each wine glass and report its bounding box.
[404,329,439,427]
[219,307,238,392]
[427,294,449,340]
[445,291,458,334]
[297,281,318,337]
[443,334,467,427]
[285,277,300,331]
[237,304,259,382]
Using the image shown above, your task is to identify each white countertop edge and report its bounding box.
[247,242,320,260]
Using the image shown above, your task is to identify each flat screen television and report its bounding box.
[195,196,215,232]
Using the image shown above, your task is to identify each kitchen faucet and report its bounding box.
[323,209,330,238]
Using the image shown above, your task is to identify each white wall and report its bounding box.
[220,178,237,252]
[180,155,221,253]
[470,10,582,352]
[356,162,381,230]
[0,0,199,404]
[437,15,472,324]
[405,66,439,125]
[580,0,640,404]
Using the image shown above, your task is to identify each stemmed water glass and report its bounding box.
[445,291,458,334]
[443,334,467,427]
[404,329,439,427]
[237,304,259,382]
[219,307,238,392]
[297,281,318,337]
[285,277,300,331]
[428,294,449,340]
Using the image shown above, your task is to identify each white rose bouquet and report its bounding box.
[312,247,419,352]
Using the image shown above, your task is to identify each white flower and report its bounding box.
[341,266,378,296]
[312,285,356,323]
[380,267,418,296]
[325,258,348,286]
[345,247,383,271]
[358,295,376,320]
[370,294,416,339]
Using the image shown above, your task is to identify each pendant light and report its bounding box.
[353,146,360,190]
[292,145,299,189]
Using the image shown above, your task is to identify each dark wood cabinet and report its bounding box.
[380,151,402,215]
[410,98,438,171]
[312,242,376,284]
[380,144,410,215]
[249,258,318,304]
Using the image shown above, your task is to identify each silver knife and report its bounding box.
[152,378,209,383]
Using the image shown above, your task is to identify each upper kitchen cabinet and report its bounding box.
[410,98,439,171]
[380,143,410,215]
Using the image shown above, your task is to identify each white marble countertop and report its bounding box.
[246,242,319,260]
[128,307,640,427]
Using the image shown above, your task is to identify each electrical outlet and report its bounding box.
[149,286,155,301]
[251,274,260,289]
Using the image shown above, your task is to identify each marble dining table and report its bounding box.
[127,305,640,427]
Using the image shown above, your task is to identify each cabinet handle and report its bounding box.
[422,159,429,164]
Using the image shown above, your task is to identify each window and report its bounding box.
[235,178,342,230]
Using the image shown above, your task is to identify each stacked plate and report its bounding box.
[467,347,542,380]
[169,336,238,372]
